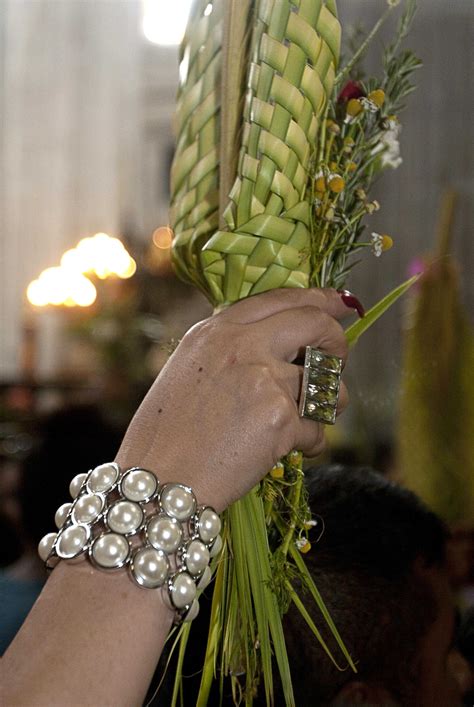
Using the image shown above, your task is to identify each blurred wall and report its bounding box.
[0,0,473,431]
[0,0,179,377]
[339,0,474,433]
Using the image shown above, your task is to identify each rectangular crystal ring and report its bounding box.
[299,346,342,425]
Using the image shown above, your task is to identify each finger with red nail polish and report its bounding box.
[337,290,365,318]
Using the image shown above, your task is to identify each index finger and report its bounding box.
[217,288,356,325]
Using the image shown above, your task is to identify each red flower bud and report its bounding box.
[338,81,365,103]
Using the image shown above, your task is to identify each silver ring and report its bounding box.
[299,346,342,425]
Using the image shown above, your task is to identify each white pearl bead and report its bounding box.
[57,525,89,559]
[147,515,183,553]
[170,572,196,609]
[198,507,221,543]
[107,501,143,535]
[38,532,57,561]
[184,540,210,576]
[72,494,104,525]
[121,469,157,502]
[54,503,72,529]
[91,533,129,569]
[161,484,196,521]
[132,547,169,588]
[197,565,212,591]
[210,534,223,558]
[69,473,87,499]
[183,599,200,623]
[87,462,119,493]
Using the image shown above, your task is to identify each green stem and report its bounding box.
[280,472,303,557]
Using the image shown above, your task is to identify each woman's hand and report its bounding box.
[2,287,355,707]
[117,287,352,511]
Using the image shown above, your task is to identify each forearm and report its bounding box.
[2,560,173,707]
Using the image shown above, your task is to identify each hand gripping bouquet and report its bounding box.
[169,1,420,704]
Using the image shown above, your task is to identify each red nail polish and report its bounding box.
[338,290,365,318]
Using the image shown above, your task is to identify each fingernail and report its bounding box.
[338,290,365,318]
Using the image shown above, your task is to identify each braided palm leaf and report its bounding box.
[169,3,343,704]
[170,0,224,296]
[171,0,341,306]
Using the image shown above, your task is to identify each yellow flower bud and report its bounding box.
[368,89,385,108]
[270,463,284,479]
[325,207,335,221]
[329,161,339,171]
[344,137,355,146]
[328,176,345,193]
[347,161,357,172]
[346,98,363,117]
[300,541,311,554]
[315,176,326,192]
[382,235,393,251]
[325,119,341,135]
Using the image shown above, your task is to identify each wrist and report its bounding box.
[115,450,228,513]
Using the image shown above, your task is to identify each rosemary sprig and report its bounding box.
[308,0,421,289]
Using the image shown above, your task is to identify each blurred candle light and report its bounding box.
[64,233,136,280]
[153,226,173,250]
[142,0,193,46]
[27,267,97,308]
[27,232,134,308]
[26,279,49,307]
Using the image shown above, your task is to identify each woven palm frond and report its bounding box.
[170,0,341,305]
[170,0,224,295]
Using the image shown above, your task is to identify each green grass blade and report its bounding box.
[345,274,419,348]
[197,548,227,707]
[289,544,357,673]
[285,581,349,672]
[236,494,273,705]
[244,488,295,707]
[171,622,192,707]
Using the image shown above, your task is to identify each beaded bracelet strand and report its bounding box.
[38,463,222,624]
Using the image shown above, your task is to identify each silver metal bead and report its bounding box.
[106,500,143,535]
[69,473,87,499]
[147,514,183,553]
[131,547,169,588]
[161,483,196,521]
[183,539,209,576]
[121,468,158,503]
[56,525,89,559]
[90,532,130,569]
[72,493,104,525]
[183,598,200,623]
[38,532,57,561]
[169,572,197,609]
[196,507,221,544]
[54,502,72,529]
[87,462,120,494]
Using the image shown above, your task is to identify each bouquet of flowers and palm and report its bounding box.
[168,1,420,704]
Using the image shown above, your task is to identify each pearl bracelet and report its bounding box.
[38,463,222,624]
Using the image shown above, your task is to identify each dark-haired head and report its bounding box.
[283,465,462,706]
